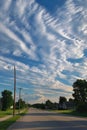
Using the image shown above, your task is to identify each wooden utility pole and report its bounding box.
[18,88,22,114]
[13,65,16,116]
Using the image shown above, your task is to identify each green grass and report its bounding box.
[0,109,13,118]
[0,108,28,130]
[54,109,87,117]
[0,108,27,118]
[0,115,20,130]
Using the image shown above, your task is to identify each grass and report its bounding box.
[54,109,87,117]
[0,115,20,130]
[0,109,13,118]
[0,108,28,130]
[0,108,27,118]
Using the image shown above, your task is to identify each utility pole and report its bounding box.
[13,65,16,116]
[19,88,22,114]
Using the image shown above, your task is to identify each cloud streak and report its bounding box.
[0,0,87,103]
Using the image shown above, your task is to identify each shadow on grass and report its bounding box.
[57,110,87,118]
[0,109,28,130]
[0,115,20,130]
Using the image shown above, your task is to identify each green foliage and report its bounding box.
[69,98,74,103]
[76,103,87,113]
[58,97,67,110]
[59,96,67,104]
[0,109,12,118]
[72,79,87,105]
[32,103,45,109]
[16,98,26,109]
[0,115,20,130]
[45,100,53,109]
[0,98,2,110]
[0,109,27,130]
[55,109,87,117]
[1,90,13,111]
[32,100,58,110]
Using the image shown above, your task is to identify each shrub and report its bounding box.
[76,103,87,113]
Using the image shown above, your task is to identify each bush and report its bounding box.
[76,103,87,113]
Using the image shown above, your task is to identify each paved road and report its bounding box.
[7,108,87,130]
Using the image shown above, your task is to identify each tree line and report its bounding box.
[32,79,87,112]
[73,79,87,112]
[0,79,87,112]
[32,97,74,110]
[0,90,27,111]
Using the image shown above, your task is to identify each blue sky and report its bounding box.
[0,0,87,104]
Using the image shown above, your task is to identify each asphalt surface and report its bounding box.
[7,108,87,130]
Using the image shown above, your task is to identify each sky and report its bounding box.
[0,0,87,104]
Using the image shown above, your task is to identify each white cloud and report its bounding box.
[0,82,11,86]
[0,0,12,12]
[0,56,29,72]
[0,22,37,59]
[16,0,27,17]
[13,49,22,56]
[0,0,87,103]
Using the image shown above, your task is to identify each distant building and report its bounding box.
[58,102,67,110]
[58,101,75,110]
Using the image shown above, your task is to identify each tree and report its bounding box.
[16,98,26,109]
[72,79,87,105]
[69,98,74,103]
[58,96,67,110]
[59,96,67,104]
[45,100,53,109]
[1,90,13,111]
[32,103,45,109]
[0,98,2,110]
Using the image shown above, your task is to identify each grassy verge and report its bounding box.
[0,115,20,130]
[0,108,28,130]
[0,110,13,118]
[0,108,27,118]
[54,109,87,117]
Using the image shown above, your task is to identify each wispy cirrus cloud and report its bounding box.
[0,0,87,103]
[0,22,37,59]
